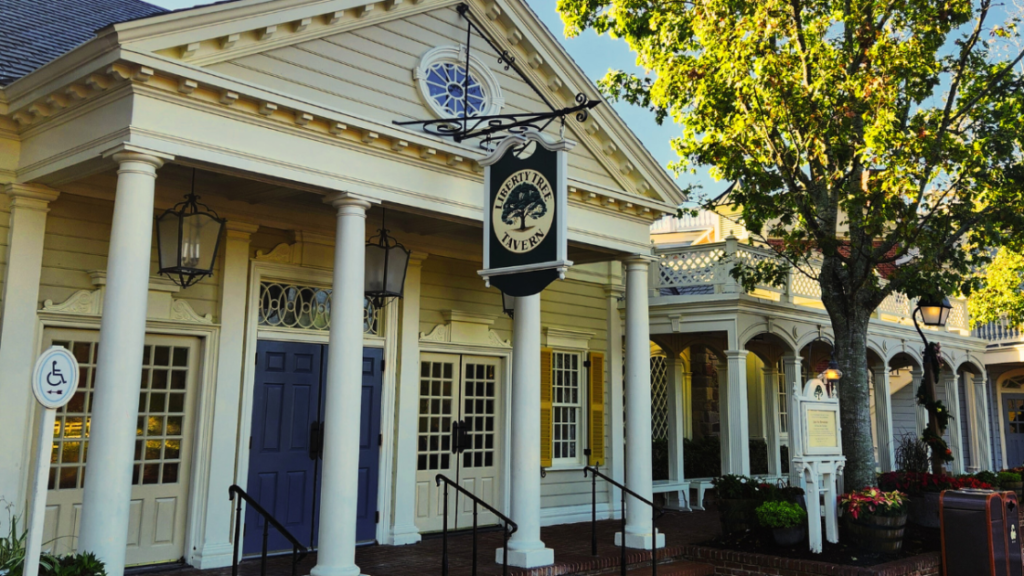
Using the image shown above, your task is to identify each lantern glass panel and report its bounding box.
[365,244,387,294]
[385,246,410,297]
[918,297,952,326]
[156,212,181,271]
[181,212,222,272]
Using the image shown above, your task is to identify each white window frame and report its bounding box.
[551,349,586,466]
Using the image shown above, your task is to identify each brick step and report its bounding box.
[624,560,715,576]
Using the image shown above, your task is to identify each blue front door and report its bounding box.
[1005,394,1024,468]
[246,341,383,554]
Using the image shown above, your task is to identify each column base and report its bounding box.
[390,525,422,546]
[495,545,554,568]
[309,564,362,576]
[614,530,665,550]
[190,542,234,569]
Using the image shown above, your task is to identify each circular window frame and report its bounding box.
[413,45,504,120]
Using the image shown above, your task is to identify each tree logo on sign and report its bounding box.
[492,169,554,254]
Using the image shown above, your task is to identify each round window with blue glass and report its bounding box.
[424,62,486,117]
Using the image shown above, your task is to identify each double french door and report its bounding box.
[245,340,383,554]
[414,354,503,533]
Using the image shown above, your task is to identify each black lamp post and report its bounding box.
[501,291,515,319]
[155,169,226,288]
[912,295,953,473]
[365,209,410,310]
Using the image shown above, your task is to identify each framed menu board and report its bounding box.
[802,404,842,455]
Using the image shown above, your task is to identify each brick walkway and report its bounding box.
[134,510,720,576]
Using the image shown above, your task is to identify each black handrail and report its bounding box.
[435,474,518,576]
[584,467,666,576]
[229,484,310,576]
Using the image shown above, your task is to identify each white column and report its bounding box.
[666,356,685,483]
[192,221,258,568]
[912,368,927,435]
[782,355,802,486]
[943,371,964,474]
[78,149,169,576]
[872,366,896,472]
[615,256,663,550]
[605,283,625,518]
[311,194,372,576]
[0,184,59,532]
[498,293,553,567]
[391,253,427,545]
[763,365,782,477]
[971,374,993,470]
[722,350,751,475]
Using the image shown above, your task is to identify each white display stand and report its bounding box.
[789,378,845,553]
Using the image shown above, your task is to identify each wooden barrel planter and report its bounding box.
[844,514,907,553]
[718,499,759,533]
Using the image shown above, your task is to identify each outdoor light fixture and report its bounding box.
[916,296,953,328]
[365,208,410,310]
[824,358,843,382]
[501,290,515,319]
[806,334,842,397]
[156,169,226,289]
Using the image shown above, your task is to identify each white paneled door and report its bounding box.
[414,354,503,533]
[40,329,200,566]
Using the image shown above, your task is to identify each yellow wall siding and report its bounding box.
[0,194,11,308]
[38,194,222,320]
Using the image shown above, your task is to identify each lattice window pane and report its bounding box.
[651,356,668,441]
[134,345,190,485]
[552,352,582,461]
[258,281,380,335]
[48,340,97,490]
[462,363,497,469]
[417,360,454,471]
[777,367,788,434]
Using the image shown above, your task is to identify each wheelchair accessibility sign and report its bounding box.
[32,346,80,409]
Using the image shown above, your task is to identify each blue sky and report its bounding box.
[145,0,720,202]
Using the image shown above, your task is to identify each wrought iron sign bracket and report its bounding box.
[393,3,599,148]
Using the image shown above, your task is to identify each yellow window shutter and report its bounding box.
[588,352,606,466]
[540,348,553,468]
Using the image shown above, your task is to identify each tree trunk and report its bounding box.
[820,256,878,490]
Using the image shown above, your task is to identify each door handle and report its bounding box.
[451,419,472,454]
[309,421,320,461]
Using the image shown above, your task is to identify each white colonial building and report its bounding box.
[0,0,1004,575]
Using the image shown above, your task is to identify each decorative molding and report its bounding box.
[41,274,213,324]
[544,326,595,350]
[42,290,100,315]
[420,310,509,347]
[171,299,215,323]
[419,323,450,343]
[254,242,297,264]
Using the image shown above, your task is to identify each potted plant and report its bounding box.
[712,475,763,533]
[998,471,1023,496]
[840,488,909,553]
[756,501,807,546]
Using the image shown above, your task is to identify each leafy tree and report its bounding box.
[559,0,1024,487]
[970,247,1024,328]
[501,182,547,231]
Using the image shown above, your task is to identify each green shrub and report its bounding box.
[683,436,721,478]
[1,503,27,576]
[40,553,106,576]
[998,471,1022,486]
[756,501,807,529]
[749,439,769,475]
[652,438,669,481]
[974,470,999,486]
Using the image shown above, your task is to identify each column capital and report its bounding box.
[5,183,59,210]
[102,143,173,170]
[622,254,658,270]
[604,284,625,299]
[409,251,429,267]
[224,221,260,239]
[724,349,748,360]
[324,192,375,211]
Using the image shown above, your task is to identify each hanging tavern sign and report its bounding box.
[479,132,573,297]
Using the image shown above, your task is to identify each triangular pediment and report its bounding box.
[110,0,683,208]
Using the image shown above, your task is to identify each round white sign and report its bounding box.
[491,169,555,254]
[32,346,80,409]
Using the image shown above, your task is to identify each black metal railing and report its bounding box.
[435,474,518,576]
[229,484,310,576]
[583,467,666,576]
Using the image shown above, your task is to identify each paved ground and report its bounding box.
[133,509,721,576]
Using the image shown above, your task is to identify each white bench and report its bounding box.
[651,479,715,512]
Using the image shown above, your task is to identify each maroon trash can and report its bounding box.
[940,489,1023,576]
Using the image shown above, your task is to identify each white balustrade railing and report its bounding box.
[972,318,1024,345]
[650,211,719,235]
[655,241,972,333]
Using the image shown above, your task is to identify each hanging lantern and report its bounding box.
[501,291,515,319]
[916,296,952,327]
[824,356,843,382]
[365,209,410,310]
[155,169,225,289]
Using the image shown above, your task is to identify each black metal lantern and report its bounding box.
[806,334,842,397]
[155,169,225,288]
[365,209,410,310]
[916,296,952,327]
[501,291,515,319]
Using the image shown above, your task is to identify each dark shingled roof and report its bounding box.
[0,0,167,86]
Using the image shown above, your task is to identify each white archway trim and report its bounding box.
[413,45,505,120]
